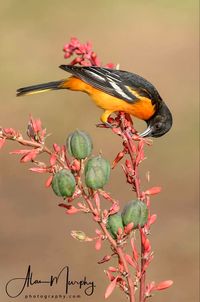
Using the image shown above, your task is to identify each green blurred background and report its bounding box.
[0,1,199,301]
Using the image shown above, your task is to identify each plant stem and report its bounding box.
[126,134,146,302]
[119,114,146,301]
[80,186,135,302]
[139,237,146,302]
[100,223,135,302]
[126,132,141,198]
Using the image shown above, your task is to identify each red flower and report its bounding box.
[145,186,162,196]
[0,138,6,149]
[63,37,113,67]
[3,128,17,136]
[153,280,173,291]
[105,276,120,299]
[20,150,38,163]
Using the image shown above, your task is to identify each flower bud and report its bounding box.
[122,200,148,229]
[71,230,87,241]
[67,130,93,160]
[84,156,110,189]
[51,169,76,197]
[106,213,124,239]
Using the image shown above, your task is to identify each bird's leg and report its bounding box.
[96,110,115,128]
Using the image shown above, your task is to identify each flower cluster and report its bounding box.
[63,37,101,66]
[63,37,115,68]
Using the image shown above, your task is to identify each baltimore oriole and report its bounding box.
[16,65,172,137]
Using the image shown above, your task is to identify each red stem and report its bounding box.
[139,237,146,302]
[119,115,146,302]
[80,187,135,302]
[125,132,141,199]
[126,136,146,302]
[100,222,135,302]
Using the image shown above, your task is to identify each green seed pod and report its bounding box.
[51,169,76,197]
[67,130,93,160]
[106,213,124,239]
[85,156,110,189]
[122,200,148,229]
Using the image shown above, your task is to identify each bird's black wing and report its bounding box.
[59,65,143,103]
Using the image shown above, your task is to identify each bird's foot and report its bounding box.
[96,122,115,128]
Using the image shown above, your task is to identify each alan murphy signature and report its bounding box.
[5,265,96,298]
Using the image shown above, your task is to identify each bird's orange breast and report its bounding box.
[60,77,156,121]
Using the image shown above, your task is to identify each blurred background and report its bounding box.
[0,0,199,301]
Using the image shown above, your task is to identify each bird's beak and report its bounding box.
[139,126,152,137]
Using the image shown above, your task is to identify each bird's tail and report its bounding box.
[16,80,65,96]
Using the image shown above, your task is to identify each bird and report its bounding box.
[16,65,172,137]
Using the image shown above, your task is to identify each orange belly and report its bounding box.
[61,77,155,121]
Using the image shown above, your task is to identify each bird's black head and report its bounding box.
[140,102,173,138]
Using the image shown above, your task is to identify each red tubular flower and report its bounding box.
[70,159,81,172]
[29,167,49,173]
[93,192,101,212]
[131,238,139,262]
[112,150,125,168]
[148,214,157,225]
[53,143,61,153]
[50,153,57,166]
[98,255,111,264]
[20,150,38,163]
[153,280,173,291]
[124,222,134,234]
[146,280,173,296]
[125,254,136,268]
[144,238,151,253]
[45,175,53,187]
[145,186,162,196]
[105,63,116,69]
[0,138,6,149]
[3,128,17,136]
[10,149,34,155]
[95,236,102,251]
[105,276,120,299]
[108,202,120,216]
[65,206,80,214]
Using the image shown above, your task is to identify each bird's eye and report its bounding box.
[155,122,163,130]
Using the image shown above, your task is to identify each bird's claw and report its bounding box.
[96,122,115,128]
